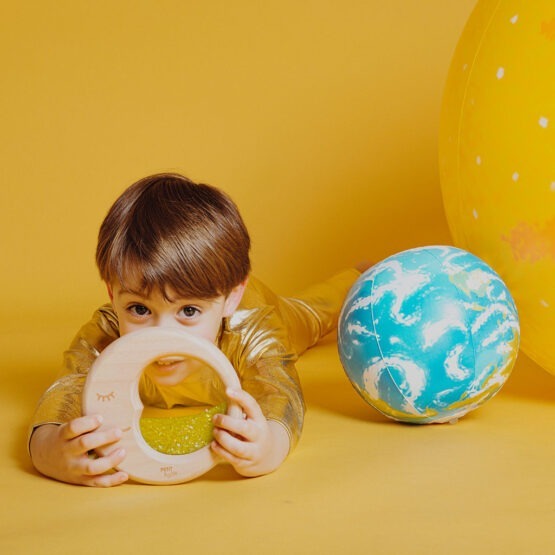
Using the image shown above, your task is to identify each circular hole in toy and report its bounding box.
[139,357,228,455]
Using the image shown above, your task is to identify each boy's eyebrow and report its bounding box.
[114,285,153,299]
[116,289,149,300]
[116,288,217,305]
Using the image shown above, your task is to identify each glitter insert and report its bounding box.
[140,403,226,455]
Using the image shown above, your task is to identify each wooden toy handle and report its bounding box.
[83,328,242,485]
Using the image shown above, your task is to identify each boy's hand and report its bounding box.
[210,389,290,477]
[29,416,128,487]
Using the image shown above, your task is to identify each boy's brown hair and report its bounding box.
[96,173,251,299]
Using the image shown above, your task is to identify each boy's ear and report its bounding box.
[223,279,248,317]
[106,283,114,302]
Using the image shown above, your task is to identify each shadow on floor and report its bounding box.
[303,376,390,424]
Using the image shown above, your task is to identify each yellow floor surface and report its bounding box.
[2,333,555,554]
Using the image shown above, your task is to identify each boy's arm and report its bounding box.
[219,270,360,452]
[220,306,305,449]
[240,353,304,451]
[212,270,360,476]
[210,343,303,477]
[215,305,305,475]
[29,306,126,485]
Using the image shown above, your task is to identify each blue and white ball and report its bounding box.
[338,246,520,423]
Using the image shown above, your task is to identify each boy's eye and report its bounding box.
[181,306,199,318]
[130,304,150,317]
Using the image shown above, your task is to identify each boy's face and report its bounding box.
[108,281,246,387]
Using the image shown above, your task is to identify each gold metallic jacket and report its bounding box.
[30,269,359,449]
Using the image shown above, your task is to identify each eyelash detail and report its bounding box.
[96,391,116,402]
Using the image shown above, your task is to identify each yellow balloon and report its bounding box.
[439,0,555,374]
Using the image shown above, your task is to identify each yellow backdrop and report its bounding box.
[0,1,475,369]
[20,2,555,554]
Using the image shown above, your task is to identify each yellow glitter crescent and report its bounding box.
[139,403,227,455]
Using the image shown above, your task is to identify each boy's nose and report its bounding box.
[154,315,182,328]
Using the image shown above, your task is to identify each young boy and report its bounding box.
[29,173,360,486]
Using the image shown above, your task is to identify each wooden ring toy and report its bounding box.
[83,327,242,485]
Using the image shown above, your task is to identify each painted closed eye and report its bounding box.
[96,391,116,402]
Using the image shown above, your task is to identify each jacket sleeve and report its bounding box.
[275,268,361,355]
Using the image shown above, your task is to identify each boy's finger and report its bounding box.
[81,447,127,477]
[72,427,123,455]
[226,388,264,421]
[212,428,251,460]
[213,413,252,441]
[60,415,103,440]
[210,440,244,467]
